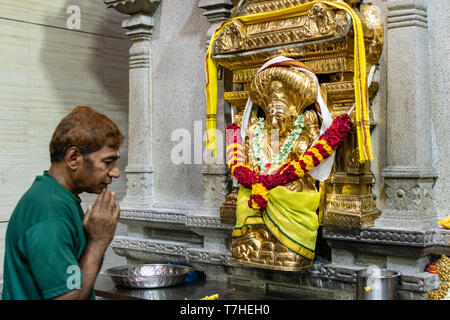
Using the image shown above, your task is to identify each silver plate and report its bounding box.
[103,264,193,289]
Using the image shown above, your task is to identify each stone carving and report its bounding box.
[387,0,428,30]
[112,236,233,266]
[117,206,448,249]
[128,30,152,69]
[199,0,234,42]
[104,0,161,15]
[323,227,442,247]
[99,0,448,300]
[119,209,186,225]
[385,179,433,212]
[186,248,232,266]
[200,164,230,219]
[112,237,187,257]
[185,215,233,230]
[381,0,438,232]
[112,233,439,297]
[215,3,383,78]
[202,174,229,202]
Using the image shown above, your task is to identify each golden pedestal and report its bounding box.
[321,80,381,231]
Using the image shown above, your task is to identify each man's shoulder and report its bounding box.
[22,180,73,208]
[12,179,79,226]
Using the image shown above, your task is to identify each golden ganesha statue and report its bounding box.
[231,65,322,271]
[225,60,353,271]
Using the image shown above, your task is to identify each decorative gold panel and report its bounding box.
[214,2,383,75]
[231,0,362,17]
[322,81,381,231]
[223,91,249,109]
[217,4,349,55]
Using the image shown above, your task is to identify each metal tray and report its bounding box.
[103,264,193,289]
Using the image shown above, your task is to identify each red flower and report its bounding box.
[260,175,272,189]
[234,166,258,189]
[226,123,240,131]
[319,114,352,150]
[249,194,268,212]
[325,135,340,150]
[269,173,285,188]
[283,164,298,181]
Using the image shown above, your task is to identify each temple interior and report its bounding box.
[0,0,449,300]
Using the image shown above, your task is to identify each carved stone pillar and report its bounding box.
[199,0,234,44]
[378,0,438,230]
[199,0,233,215]
[195,0,234,256]
[104,0,161,209]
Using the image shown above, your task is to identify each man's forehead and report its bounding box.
[93,145,121,159]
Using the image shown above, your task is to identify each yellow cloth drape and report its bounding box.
[233,186,321,261]
[205,1,372,162]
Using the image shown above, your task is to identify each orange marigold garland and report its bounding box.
[226,114,352,212]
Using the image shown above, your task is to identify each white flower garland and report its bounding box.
[253,113,305,170]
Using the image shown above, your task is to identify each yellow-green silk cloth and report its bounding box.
[232,186,320,261]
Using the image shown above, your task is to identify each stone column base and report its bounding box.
[378,166,438,231]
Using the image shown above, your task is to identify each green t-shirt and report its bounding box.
[2,171,95,300]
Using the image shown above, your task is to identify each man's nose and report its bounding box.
[109,164,120,179]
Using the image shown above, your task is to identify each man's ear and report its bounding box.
[65,147,83,170]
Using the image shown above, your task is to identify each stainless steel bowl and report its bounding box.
[103,264,193,289]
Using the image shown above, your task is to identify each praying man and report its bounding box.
[2,106,123,300]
